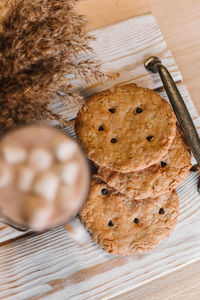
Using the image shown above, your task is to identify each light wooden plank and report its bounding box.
[111,259,200,300]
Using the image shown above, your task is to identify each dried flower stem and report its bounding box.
[0,0,101,132]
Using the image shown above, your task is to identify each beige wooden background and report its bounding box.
[77,0,200,116]
[1,0,200,299]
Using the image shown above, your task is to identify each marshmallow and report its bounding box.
[29,148,52,171]
[2,146,27,164]
[54,140,77,162]
[57,184,76,210]
[29,206,52,231]
[17,166,35,192]
[33,172,59,202]
[0,162,12,188]
[59,162,79,184]
[22,194,52,231]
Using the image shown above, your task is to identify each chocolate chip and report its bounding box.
[159,208,165,215]
[136,107,143,114]
[111,138,117,143]
[109,108,115,113]
[190,164,198,172]
[133,218,139,224]
[108,220,113,227]
[146,135,153,142]
[101,188,108,195]
[161,161,167,168]
[98,125,104,131]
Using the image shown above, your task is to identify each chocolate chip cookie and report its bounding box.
[80,178,179,255]
[75,84,176,173]
[98,126,191,199]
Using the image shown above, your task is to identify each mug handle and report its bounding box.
[0,215,30,232]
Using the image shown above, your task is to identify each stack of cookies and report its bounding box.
[75,84,192,256]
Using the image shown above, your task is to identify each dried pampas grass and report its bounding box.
[0,0,101,132]
[0,1,9,22]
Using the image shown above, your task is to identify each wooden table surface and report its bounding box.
[0,1,200,299]
[77,0,200,299]
[77,0,200,115]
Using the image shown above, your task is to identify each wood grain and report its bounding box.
[111,259,200,300]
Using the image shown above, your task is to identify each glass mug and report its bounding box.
[0,125,90,245]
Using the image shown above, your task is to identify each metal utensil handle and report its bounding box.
[144,56,200,167]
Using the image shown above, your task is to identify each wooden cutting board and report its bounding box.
[1,13,200,300]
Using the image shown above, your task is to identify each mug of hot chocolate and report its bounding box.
[0,125,90,232]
